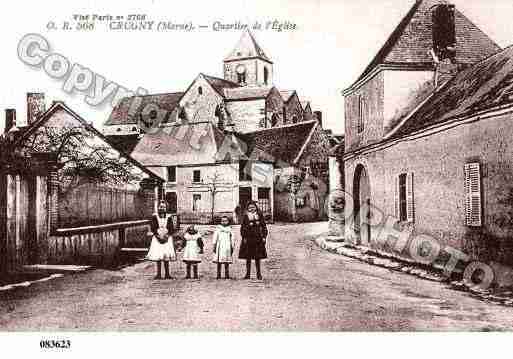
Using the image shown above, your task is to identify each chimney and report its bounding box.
[314,111,323,128]
[432,4,458,88]
[27,92,46,125]
[5,109,16,133]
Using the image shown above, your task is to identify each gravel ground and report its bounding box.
[1,222,513,331]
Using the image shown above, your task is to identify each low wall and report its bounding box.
[48,220,151,267]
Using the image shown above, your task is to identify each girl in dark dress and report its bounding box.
[239,201,268,280]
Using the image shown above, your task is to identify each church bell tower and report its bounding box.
[223,30,273,87]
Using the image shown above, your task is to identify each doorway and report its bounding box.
[353,164,371,246]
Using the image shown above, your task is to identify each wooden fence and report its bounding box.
[58,183,155,228]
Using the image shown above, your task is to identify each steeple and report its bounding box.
[223,30,273,87]
[224,29,272,63]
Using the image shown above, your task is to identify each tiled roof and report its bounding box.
[392,45,513,138]
[224,86,272,100]
[350,0,500,87]
[224,30,272,62]
[239,121,318,165]
[130,122,245,166]
[105,92,184,126]
[280,90,295,102]
[201,74,240,97]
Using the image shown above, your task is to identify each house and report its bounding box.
[130,121,274,224]
[104,29,332,223]
[0,93,163,273]
[341,0,513,269]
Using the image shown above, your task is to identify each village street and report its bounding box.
[1,222,513,331]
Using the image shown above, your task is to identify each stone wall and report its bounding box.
[179,76,224,124]
[344,111,513,266]
[226,98,266,133]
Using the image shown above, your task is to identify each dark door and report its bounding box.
[165,192,177,213]
[239,187,252,211]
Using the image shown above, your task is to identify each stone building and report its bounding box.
[105,29,331,223]
[342,0,513,268]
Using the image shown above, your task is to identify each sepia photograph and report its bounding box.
[1,0,513,356]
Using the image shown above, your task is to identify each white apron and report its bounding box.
[146,214,177,262]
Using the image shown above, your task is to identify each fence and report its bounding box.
[58,183,155,228]
[179,210,271,225]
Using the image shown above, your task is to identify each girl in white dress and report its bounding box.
[146,201,176,280]
[183,225,203,279]
[212,216,235,279]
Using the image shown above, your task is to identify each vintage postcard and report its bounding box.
[1,0,513,355]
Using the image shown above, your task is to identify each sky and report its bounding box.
[1,0,513,135]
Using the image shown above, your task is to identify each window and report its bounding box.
[258,188,271,215]
[292,115,298,124]
[264,67,269,85]
[198,86,203,95]
[357,95,365,133]
[237,72,246,84]
[167,166,176,183]
[193,170,201,183]
[239,160,252,181]
[271,113,279,127]
[464,163,482,227]
[395,173,414,222]
[192,194,201,212]
[165,192,177,213]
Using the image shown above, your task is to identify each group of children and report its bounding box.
[147,205,235,280]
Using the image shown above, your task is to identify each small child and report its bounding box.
[183,225,203,279]
[212,216,235,279]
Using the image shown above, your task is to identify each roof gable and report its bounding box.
[224,30,272,63]
[350,0,500,88]
[14,101,162,181]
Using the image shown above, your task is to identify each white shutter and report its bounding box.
[406,173,415,223]
[394,175,399,219]
[464,163,482,227]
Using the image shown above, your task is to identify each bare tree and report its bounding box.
[11,125,143,194]
[204,170,224,224]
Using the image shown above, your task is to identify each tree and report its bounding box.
[10,125,143,195]
[204,170,224,224]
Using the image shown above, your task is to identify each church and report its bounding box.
[103,30,331,224]
[341,0,513,270]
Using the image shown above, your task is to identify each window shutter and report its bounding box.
[394,176,399,219]
[464,163,482,227]
[406,173,415,222]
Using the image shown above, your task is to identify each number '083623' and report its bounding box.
[40,339,71,349]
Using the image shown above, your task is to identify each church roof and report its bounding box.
[224,30,272,63]
[391,45,513,138]
[105,92,184,126]
[224,86,273,100]
[349,0,500,89]
[201,74,240,97]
